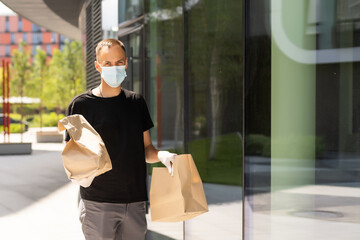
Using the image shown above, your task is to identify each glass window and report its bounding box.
[51,32,57,43]
[32,33,42,44]
[32,23,41,32]
[32,33,36,44]
[5,46,10,56]
[18,17,22,32]
[46,44,51,55]
[244,0,360,239]
[23,33,27,42]
[144,0,184,236]
[143,0,243,238]
[5,17,9,32]
[145,0,184,150]
[119,31,141,93]
[125,0,143,20]
[32,45,37,56]
[184,0,243,238]
[59,35,67,43]
[118,0,144,23]
[10,33,15,44]
[186,0,243,181]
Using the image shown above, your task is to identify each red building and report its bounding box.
[0,15,69,62]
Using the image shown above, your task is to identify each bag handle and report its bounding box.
[58,120,66,132]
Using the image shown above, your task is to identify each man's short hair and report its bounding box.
[95,39,126,61]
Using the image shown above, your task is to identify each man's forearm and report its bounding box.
[145,144,160,163]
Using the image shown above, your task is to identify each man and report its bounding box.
[65,38,176,240]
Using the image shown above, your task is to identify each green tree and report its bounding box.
[187,0,242,158]
[62,40,85,96]
[28,47,47,129]
[11,41,32,138]
[45,40,85,114]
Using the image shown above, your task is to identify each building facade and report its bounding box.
[0,14,68,62]
[3,0,360,239]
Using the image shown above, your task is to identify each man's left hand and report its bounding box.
[158,151,177,176]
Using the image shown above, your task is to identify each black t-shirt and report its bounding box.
[64,88,154,203]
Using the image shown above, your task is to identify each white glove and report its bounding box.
[158,151,177,176]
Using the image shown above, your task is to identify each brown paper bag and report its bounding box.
[150,154,208,222]
[58,114,112,187]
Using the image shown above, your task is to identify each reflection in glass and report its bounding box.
[118,0,144,23]
[185,0,243,238]
[144,0,184,237]
[244,0,360,239]
[145,0,184,150]
[119,30,143,94]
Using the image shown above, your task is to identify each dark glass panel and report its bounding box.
[184,0,243,238]
[244,0,360,239]
[144,0,184,236]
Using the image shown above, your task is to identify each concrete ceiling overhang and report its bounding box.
[1,0,84,41]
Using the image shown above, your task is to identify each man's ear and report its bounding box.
[125,58,128,70]
[94,61,101,73]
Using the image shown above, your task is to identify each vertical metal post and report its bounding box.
[2,59,5,143]
[242,1,247,239]
[156,54,162,148]
[6,61,10,137]
[183,221,186,240]
[1,60,11,143]
[182,0,188,238]
[5,60,8,141]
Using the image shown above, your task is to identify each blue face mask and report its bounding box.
[98,63,127,88]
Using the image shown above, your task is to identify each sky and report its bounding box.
[0,1,16,16]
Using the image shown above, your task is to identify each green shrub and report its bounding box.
[29,112,65,127]
[316,137,326,157]
[246,134,326,158]
[188,133,243,186]
[0,123,27,133]
[9,113,21,120]
[245,134,270,157]
[147,133,243,186]
[271,136,326,159]
[25,116,34,122]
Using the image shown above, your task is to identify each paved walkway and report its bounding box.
[0,129,242,240]
[0,142,83,239]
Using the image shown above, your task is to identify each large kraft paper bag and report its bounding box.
[150,154,208,222]
[58,114,112,188]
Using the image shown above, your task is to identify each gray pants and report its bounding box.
[79,199,147,240]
